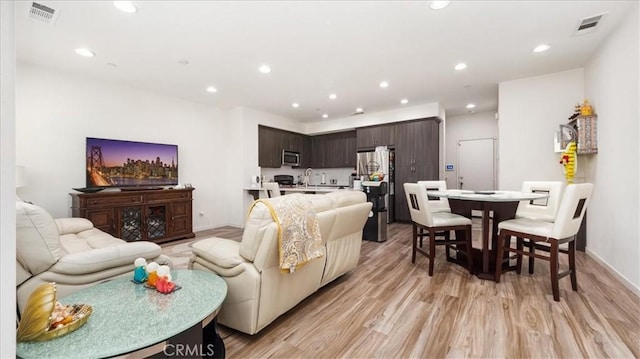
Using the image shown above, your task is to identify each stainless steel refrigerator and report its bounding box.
[357,148,395,223]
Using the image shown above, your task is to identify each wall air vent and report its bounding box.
[574,13,606,35]
[28,2,59,24]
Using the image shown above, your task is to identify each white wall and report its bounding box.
[444,111,498,189]
[498,69,584,190]
[1,1,17,356]
[583,4,639,291]
[16,64,231,231]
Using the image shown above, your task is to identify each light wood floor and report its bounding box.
[185,223,639,358]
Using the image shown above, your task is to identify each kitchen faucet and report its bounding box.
[304,168,313,187]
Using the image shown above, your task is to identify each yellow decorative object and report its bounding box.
[580,99,593,116]
[17,283,92,342]
[559,141,577,184]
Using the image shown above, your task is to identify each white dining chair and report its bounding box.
[516,181,564,273]
[417,180,451,213]
[516,181,564,221]
[495,183,594,301]
[262,182,282,198]
[404,183,473,276]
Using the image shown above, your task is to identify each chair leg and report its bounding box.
[495,232,505,283]
[444,231,451,260]
[550,240,560,301]
[528,242,536,274]
[465,226,473,274]
[516,237,523,275]
[428,229,436,276]
[412,223,417,264]
[569,239,578,291]
[419,228,424,248]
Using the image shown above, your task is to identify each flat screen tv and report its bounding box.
[86,137,178,188]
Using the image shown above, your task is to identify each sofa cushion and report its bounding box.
[60,228,125,253]
[16,201,66,275]
[240,201,278,261]
[304,194,334,212]
[55,218,94,235]
[326,190,367,208]
[51,241,162,275]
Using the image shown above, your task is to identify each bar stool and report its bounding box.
[262,182,282,198]
[516,181,564,273]
[417,180,451,213]
[404,183,474,276]
[495,183,593,301]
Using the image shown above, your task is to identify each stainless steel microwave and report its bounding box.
[282,150,300,167]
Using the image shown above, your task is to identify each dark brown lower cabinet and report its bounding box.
[70,188,195,244]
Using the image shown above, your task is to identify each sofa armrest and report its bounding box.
[50,241,162,275]
[192,237,246,269]
[55,218,95,235]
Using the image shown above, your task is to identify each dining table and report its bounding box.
[426,190,550,280]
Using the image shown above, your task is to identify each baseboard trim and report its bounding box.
[585,247,640,297]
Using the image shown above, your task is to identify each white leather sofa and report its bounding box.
[16,200,172,314]
[189,191,372,334]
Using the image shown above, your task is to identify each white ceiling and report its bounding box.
[15,1,633,122]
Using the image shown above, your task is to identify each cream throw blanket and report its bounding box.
[249,194,324,273]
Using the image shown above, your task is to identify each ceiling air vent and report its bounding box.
[574,13,606,35]
[28,2,59,24]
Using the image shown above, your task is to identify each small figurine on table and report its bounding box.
[146,262,160,287]
[133,257,148,283]
[155,265,176,294]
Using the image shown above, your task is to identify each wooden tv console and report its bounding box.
[70,188,195,244]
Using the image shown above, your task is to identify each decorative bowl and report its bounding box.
[17,283,93,342]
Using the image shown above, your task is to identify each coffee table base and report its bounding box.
[146,318,225,358]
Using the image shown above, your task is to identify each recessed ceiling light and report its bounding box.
[259,65,271,73]
[355,107,364,113]
[454,63,467,70]
[292,103,299,108]
[329,93,337,100]
[430,1,451,10]
[466,103,476,109]
[401,99,409,104]
[206,86,217,93]
[75,48,95,57]
[113,1,138,14]
[533,44,551,53]
[379,81,389,88]
[322,114,329,119]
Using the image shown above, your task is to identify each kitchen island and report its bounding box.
[245,185,354,200]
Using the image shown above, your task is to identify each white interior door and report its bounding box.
[457,138,495,191]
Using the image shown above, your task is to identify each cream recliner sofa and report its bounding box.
[189,191,372,334]
[16,200,172,314]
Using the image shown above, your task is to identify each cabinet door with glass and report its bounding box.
[145,204,169,241]
[118,206,144,241]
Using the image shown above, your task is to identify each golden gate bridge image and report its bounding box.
[86,142,178,188]
[88,145,114,186]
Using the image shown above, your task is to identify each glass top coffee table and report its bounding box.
[17,269,227,359]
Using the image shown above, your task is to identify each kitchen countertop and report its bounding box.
[245,185,353,193]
